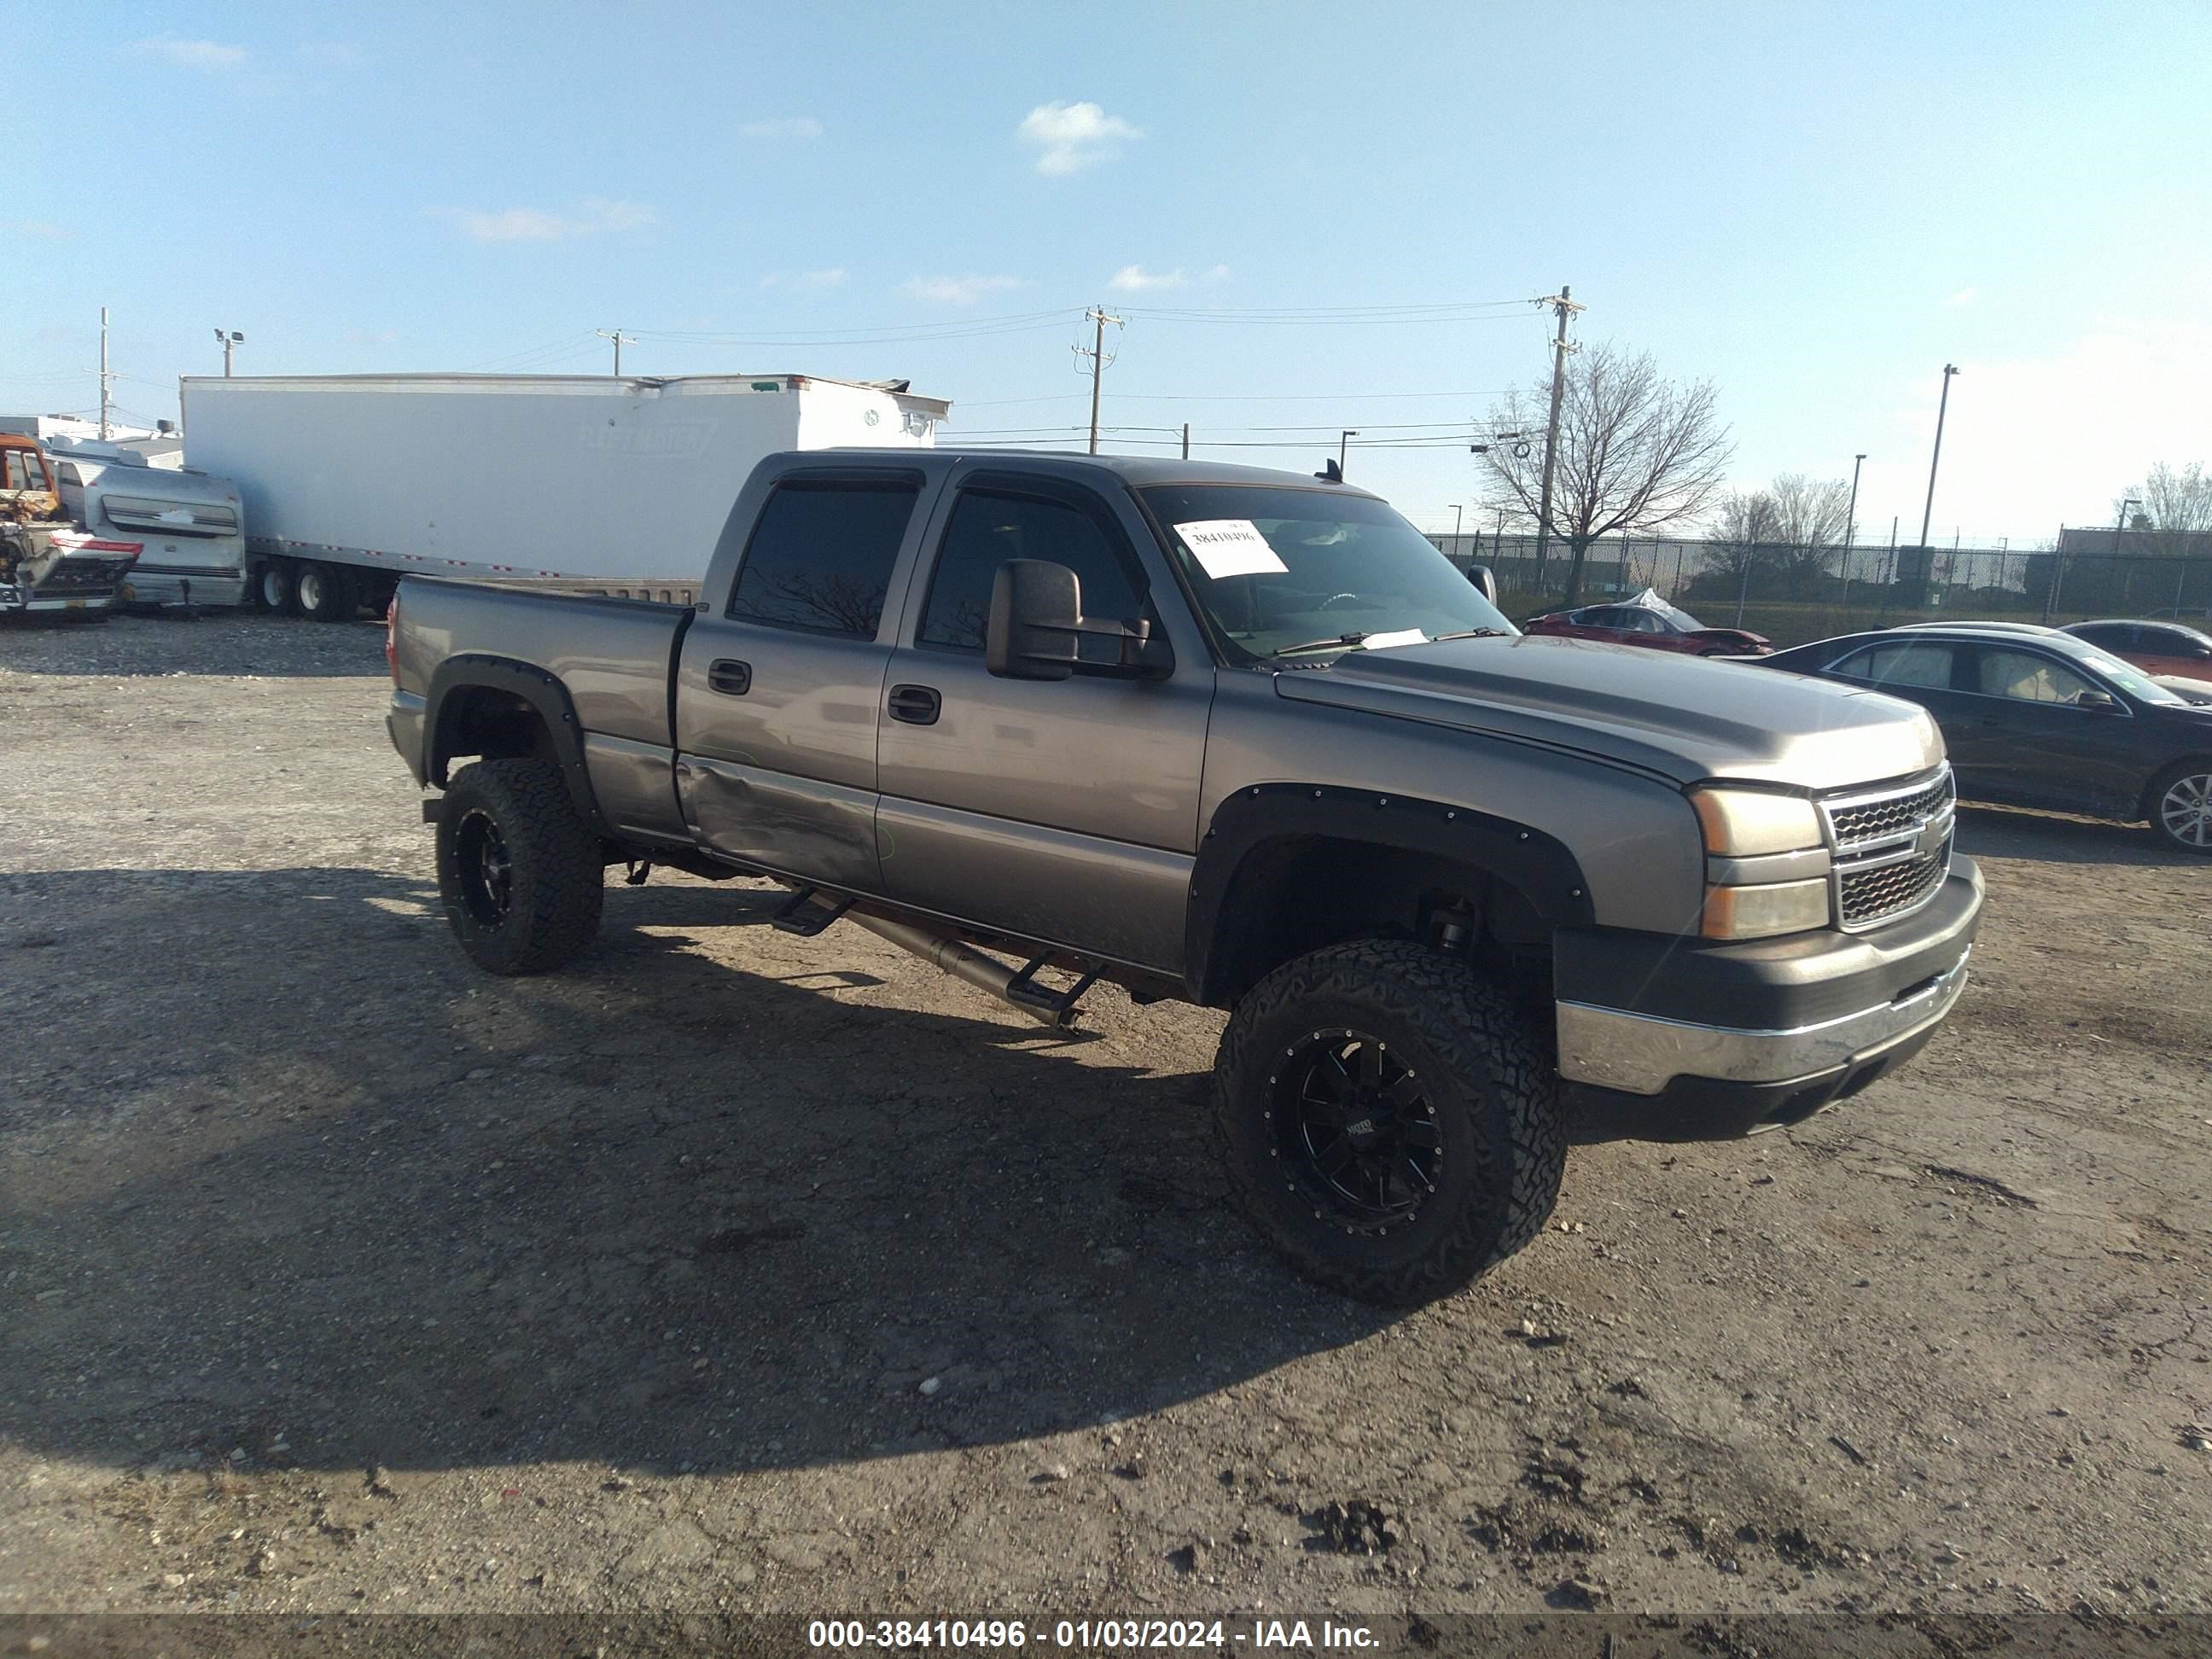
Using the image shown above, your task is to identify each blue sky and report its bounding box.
[6,0,2209,544]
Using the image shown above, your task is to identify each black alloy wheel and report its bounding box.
[452,809,515,929]
[1270,1027,1441,1231]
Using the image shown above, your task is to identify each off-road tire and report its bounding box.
[2147,759,2212,855]
[1213,938,1567,1305]
[435,759,603,975]
[296,561,356,622]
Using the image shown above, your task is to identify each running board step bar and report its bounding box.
[772,885,853,936]
[844,912,1097,1029]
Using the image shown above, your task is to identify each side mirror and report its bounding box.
[986,559,1155,682]
[2076,690,2121,712]
[1464,562,1499,604]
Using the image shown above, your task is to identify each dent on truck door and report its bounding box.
[874,478,1212,969]
[673,474,924,890]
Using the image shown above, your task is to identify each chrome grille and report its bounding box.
[1826,773,1954,848]
[1820,767,1955,931]
[1840,841,1951,926]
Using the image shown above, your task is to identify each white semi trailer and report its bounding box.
[178,373,949,619]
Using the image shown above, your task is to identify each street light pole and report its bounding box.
[214,329,243,376]
[1918,364,1959,551]
[1842,452,1866,609]
[1339,430,1358,476]
[1450,503,1464,558]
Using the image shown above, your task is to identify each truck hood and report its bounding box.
[1273,634,1942,791]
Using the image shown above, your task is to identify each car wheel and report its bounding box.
[436,758,605,974]
[295,561,357,622]
[1212,938,1566,1305]
[2149,761,2212,855]
[257,560,300,614]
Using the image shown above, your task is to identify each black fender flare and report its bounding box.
[1185,783,1596,1005]
[422,654,607,834]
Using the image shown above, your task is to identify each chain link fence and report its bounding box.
[1427,533,2212,649]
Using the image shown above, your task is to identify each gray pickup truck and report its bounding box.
[387,451,1981,1304]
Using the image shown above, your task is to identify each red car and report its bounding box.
[2062,619,2212,687]
[1522,591,1773,657]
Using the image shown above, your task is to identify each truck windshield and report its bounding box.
[1142,485,1516,663]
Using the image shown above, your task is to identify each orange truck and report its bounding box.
[0,433,140,618]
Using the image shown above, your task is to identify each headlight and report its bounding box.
[1690,786,1822,856]
[1701,877,1831,940]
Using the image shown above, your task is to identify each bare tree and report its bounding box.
[2120,462,2212,560]
[1705,488,1785,590]
[1480,343,1733,606]
[1768,473,1853,591]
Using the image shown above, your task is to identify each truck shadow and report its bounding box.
[0,866,1389,1482]
[1953,803,2195,868]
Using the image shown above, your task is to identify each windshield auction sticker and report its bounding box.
[1175,520,1289,579]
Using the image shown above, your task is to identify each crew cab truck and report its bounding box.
[387,451,1982,1305]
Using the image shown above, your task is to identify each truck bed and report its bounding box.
[391,577,690,752]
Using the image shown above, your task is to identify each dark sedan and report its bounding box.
[1522,591,1772,656]
[1758,626,2212,854]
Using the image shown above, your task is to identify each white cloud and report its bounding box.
[1947,286,1979,308]
[125,36,247,71]
[438,198,655,243]
[740,117,824,139]
[1018,101,1142,175]
[2,219,70,242]
[1204,264,1233,282]
[902,274,1023,306]
[345,328,401,346]
[760,267,847,289]
[298,42,364,68]
[1109,265,1186,293]
[1864,319,2212,538]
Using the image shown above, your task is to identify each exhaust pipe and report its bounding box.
[846,912,1074,1027]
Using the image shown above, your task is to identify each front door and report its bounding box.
[874,471,1214,971]
[674,469,932,890]
[1959,644,2146,815]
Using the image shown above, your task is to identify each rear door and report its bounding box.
[673,468,932,890]
[1959,644,2146,813]
[1828,639,1985,781]
[873,469,1214,970]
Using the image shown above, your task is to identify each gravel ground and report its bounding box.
[3,611,2209,1621]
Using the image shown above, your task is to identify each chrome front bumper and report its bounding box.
[1556,947,1970,1097]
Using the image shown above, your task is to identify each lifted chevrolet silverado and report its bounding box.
[387,451,1981,1304]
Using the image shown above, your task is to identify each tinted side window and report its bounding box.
[1976,649,2096,705]
[727,480,918,637]
[918,488,1146,661]
[1836,641,1957,689]
[2074,623,2133,649]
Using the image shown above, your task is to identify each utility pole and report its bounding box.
[1531,284,1585,591]
[1841,452,1866,606]
[98,306,113,439]
[596,329,637,377]
[1917,364,1959,550]
[1075,306,1124,454]
[1338,430,1359,475]
[1181,422,1190,459]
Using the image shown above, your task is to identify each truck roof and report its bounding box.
[181,372,951,416]
[809,445,1388,497]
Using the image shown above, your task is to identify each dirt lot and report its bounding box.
[3,612,2209,1622]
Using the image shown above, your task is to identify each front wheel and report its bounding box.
[435,759,604,973]
[1213,939,1566,1306]
[2150,761,2212,854]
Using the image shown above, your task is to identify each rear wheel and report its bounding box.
[257,560,299,614]
[436,758,604,973]
[295,561,356,621]
[1213,938,1566,1306]
[2150,761,2212,854]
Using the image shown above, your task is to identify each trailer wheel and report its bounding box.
[1213,938,1566,1306]
[436,759,604,975]
[296,561,356,622]
[257,560,300,614]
